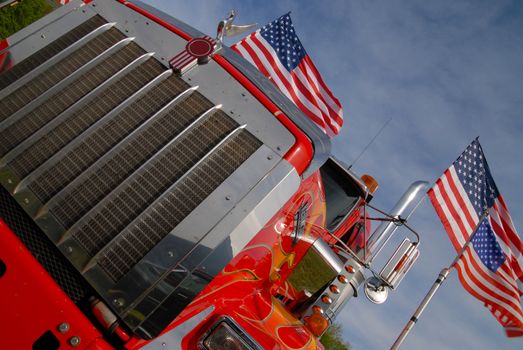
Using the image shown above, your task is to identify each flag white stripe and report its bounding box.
[293,66,339,131]
[440,171,474,234]
[293,64,341,131]
[232,43,257,67]
[231,16,343,136]
[456,258,523,325]
[434,175,522,301]
[245,34,328,131]
[467,248,521,304]
[431,181,464,247]
[300,60,343,121]
[253,33,330,125]
[448,167,479,223]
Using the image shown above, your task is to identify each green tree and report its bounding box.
[0,0,53,39]
[321,323,351,350]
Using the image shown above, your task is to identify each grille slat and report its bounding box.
[7,57,164,179]
[48,91,212,229]
[0,42,144,159]
[27,74,189,203]
[0,27,126,122]
[70,110,239,257]
[0,16,107,91]
[97,127,261,281]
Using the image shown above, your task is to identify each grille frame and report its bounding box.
[0,0,301,338]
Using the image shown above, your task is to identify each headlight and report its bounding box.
[200,317,260,350]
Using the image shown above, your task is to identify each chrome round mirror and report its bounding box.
[364,276,389,304]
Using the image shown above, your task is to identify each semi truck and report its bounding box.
[0,1,428,349]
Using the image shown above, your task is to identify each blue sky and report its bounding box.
[143,1,523,348]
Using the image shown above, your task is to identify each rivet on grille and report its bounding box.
[345,265,355,273]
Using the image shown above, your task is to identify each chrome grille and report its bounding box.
[0,15,107,91]
[8,58,164,178]
[68,109,242,258]
[28,74,189,202]
[0,27,125,121]
[0,5,282,338]
[0,42,144,158]
[49,92,213,229]
[98,127,261,281]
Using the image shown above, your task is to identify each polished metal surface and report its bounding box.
[312,238,344,274]
[140,306,215,350]
[366,181,429,258]
[302,253,365,325]
[0,20,115,100]
[4,0,94,52]
[379,238,419,289]
[0,34,131,129]
[363,276,389,304]
[12,70,172,206]
[127,0,331,176]
[0,52,155,171]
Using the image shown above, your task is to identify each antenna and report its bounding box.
[349,117,392,169]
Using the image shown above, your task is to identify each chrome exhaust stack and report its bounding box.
[366,181,429,259]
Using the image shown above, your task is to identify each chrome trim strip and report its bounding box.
[39,86,201,227]
[140,306,215,349]
[13,69,173,197]
[0,22,117,100]
[0,52,155,169]
[312,238,344,273]
[0,36,134,131]
[81,123,247,272]
[39,87,201,241]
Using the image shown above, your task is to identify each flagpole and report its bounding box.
[390,209,489,350]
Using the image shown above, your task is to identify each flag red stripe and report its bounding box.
[294,62,342,130]
[427,186,462,250]
[295,61,343,127]
[231,17,343,136]
[463,249,521,308]
[429,139,523,336]
[434,178,470,247]
[444,170,477,231]
[456,258,523,325]
[247,34,328,130]
[250,33,333,130]
[302,55,343,112]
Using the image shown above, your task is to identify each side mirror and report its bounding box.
[380,238,419,289]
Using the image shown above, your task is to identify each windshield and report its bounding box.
[320,160,361,232]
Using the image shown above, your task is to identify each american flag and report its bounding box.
[231,13,343,137]
[428,138,523,337]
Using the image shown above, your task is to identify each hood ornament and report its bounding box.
[216,10,256,48]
